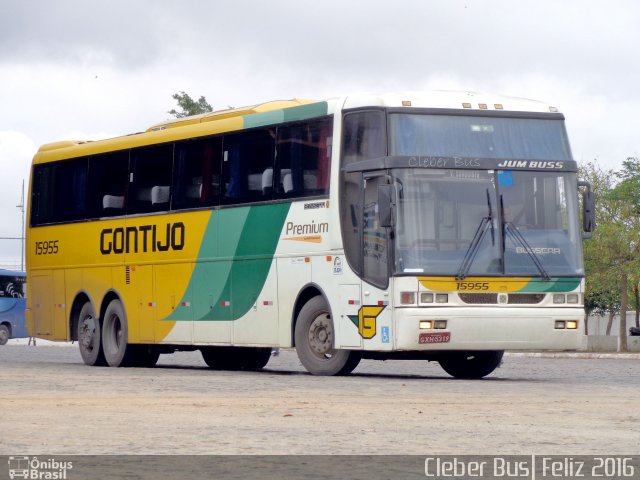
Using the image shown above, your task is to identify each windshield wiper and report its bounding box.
[500,195,550,280]
[456,189,495,280]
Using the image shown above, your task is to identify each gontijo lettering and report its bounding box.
[100,222,185,254]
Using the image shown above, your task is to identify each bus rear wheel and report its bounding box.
[294,296,361,376]
[77,302,106,366]
[200,346,271,370]
[102,299,136,367]
[438,350,504,379]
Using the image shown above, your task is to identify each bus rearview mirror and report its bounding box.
[378,184,394,228]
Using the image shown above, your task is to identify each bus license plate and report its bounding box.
[419,332,451,344]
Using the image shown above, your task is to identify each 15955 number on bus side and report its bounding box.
[35,240,59,255]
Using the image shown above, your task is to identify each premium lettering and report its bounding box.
[285,220,328,236]
[100,222,185,254]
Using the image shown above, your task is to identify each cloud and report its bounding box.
[0,0,639,269]
[0,131,34,269]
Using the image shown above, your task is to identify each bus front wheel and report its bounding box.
[77,302,106,366]
[438,350,504,379]
[294,296,361,376]
[0,324,10,345]
[102,299,136,367]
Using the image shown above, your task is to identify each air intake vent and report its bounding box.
[125,266,131,285]
[459,293,497,304]
[458,293,545,304]
[507,293,545,304]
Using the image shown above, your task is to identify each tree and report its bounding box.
[580,160,618,335]
[168,91,213,118]
[580,158,640,350]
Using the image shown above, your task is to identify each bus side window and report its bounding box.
[129,144,174,214]
[31,158,88,225]
[173,137,222,210]
[88,151,129,218]
[221,129,275,205]
[342,111,386,164]
[275,116,332,199]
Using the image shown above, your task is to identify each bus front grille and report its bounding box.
[458,293,545,304]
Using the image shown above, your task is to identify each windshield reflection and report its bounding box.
[393,169,584,277]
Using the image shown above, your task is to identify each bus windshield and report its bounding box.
[389,113,572,160]
[393,168,584,277]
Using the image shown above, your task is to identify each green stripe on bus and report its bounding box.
[519,278,581,293]
[243,101,328,129]
[165,202,291,322]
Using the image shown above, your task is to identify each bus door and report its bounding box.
[360,173,393,349]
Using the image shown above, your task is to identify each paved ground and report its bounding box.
[0,343,638,456]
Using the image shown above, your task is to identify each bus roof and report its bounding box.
[32,91,563,164]
[0,269,25,277]
[340,90,561,114]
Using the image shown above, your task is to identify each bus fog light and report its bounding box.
[554,320,566,329]
[420,293,434,304]
[400,292,416,305]
[434,320,448,329]
[553,294,566,304]
[419,320,433,330]
[497,293,508,304]
[435,294,448,304]
[566,320,579,329]
[566,294,579,304]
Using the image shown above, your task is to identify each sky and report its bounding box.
[1,0,639,268]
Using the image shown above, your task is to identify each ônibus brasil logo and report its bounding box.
[8,456,73,479]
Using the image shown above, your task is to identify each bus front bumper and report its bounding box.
[394,306,585,351]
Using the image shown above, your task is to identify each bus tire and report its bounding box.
[0,324,10,345]
[294,296,361,376]
[200,346,271,370]
[102,299,136,367]
[77,302,106,366]
[438,350,504,379]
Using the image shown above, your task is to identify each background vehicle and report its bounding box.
[26,91,594,377]
[0,269,27,345]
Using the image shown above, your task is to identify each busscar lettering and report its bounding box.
[100,222,185,255]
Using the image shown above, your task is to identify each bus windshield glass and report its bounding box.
[393,168,584,277]
[389,113,572,160]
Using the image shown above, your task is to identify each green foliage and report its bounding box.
[581,157,640,342]
[168,91,213,118]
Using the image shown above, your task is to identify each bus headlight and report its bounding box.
[435,294,449,304]
[553,294,565,304]
[566,294,580,304]
[419,320,433,330]
[420,293,434,304]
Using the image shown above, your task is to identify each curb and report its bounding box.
[505,351,640,359]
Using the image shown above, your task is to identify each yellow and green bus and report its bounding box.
[26,91,594,378]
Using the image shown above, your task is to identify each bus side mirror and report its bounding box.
[578,180,595,238]
[378,184,394,228]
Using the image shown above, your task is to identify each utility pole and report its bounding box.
[16,179,25,271]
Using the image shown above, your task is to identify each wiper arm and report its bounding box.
[456,189,494,280]
[500,195,550,280]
